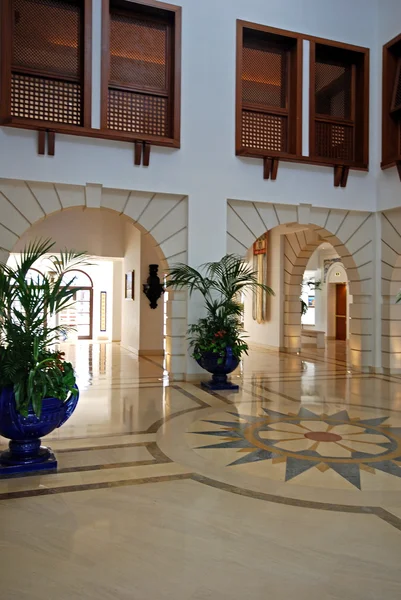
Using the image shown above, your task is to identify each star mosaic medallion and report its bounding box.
[189,407,401,489]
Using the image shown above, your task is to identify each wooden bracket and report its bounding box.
[396,161,401,182]
[134,141,142,165]
[134,141,151,167]
[48,131,55,156]
[37,130,56,156]
[263,157,279,180]
[38,130,45,155]
[143,142,151,167]
[334,165,349,188]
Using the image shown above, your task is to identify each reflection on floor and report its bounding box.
[1,342,401,599]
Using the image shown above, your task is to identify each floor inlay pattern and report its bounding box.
[2,344,401,598]
[188,407,401,489]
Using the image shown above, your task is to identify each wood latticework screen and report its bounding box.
[11,0,83,125]
[382,35,401,166]
[314,58,354,162]
[107,7,171,137]
[311,42,368,168]
[391,60,401,113]
[241,32,289,153]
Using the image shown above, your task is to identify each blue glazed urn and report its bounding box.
[196,347,240,391]
[0,385,79,476]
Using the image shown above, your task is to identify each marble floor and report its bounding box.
[1,342,401,599]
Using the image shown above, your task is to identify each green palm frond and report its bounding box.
[167,254,274,362]
[0,238,90,415]
[47,248,92,275]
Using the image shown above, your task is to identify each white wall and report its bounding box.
[121,223,141,353]
[14,208,126,257]
[244,229,283,350]
[0,0,380,245]
[121,223,165,355]
[112,260,123,342]
[140,235,164,354]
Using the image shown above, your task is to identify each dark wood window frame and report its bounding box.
[236,20,369,183]
[101,0,181,148]
[382,32,401,175]
[0,0,93,129]
[0,0,181,154]
[309,39,369,171]
[236,21,303,171]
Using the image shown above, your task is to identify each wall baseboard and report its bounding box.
[248,343,280,353]
[138,350,165,357]
[120,343,138,356]
[120,344,164,357]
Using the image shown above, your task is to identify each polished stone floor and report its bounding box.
[1,342,401,599]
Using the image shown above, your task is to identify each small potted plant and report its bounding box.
[167,254,273,390]
[0,239,90,476]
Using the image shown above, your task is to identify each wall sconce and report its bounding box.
[143,264,165,309]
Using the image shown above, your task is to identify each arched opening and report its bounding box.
[10,208,166,353]
[299,243,351,356]
[228,200,373,370]
[0,183,188,381]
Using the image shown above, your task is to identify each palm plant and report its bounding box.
[167,254,274,363]
[300,278,321,317]
[0,239,90,417]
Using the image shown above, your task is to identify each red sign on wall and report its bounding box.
[253,233,267,256]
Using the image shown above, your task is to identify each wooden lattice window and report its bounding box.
[236,21,302,159]
[102,0,181,145]
[382,33,401,167]
[310,42,369,167]
[0,0,92,127]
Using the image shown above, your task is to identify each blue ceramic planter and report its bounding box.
[0,385,79,477]
[196,347,240,391]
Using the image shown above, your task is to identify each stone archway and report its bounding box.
[0,178,188,379]
[227,200,374,370]
[381,208,401,372]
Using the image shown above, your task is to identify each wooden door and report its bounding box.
[335,284,347,341]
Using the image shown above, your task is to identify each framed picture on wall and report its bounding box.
[100,291,107,331]
[308,296,315,308]
[125,271,135,300]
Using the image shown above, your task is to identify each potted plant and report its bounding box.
[167,254,273,390]
[0,239,90,476]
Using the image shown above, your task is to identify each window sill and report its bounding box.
[381,159,401,170]
[0,117,180,149]
[237,148,368,171]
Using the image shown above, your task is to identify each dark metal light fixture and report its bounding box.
[143,264,164,309]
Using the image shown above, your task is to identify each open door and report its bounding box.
[335,283,347,341]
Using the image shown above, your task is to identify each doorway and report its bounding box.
[58,269,94,341]
[335,283,347,341]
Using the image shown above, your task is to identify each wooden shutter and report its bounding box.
[314,58,353,161]
[310,42,368,167]
[11,0,84,125]
[104,0,181,144]
[236,23,301,159]
[391,59,401,113]
[382,34,401,166]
